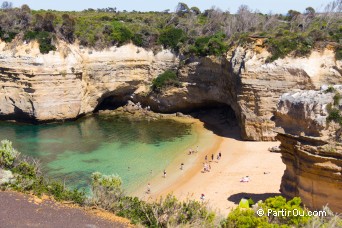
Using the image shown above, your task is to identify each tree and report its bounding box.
[305,6,315,15]
[175,2,189,16]
[287,9,301,20]
[34,13,56,32]
[1,1,12,9]
[60,14,75,42]
[190,6,201,15]
[21,4,31,13]
[236,5,260,32]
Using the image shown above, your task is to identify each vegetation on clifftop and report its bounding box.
[0,1,341,60]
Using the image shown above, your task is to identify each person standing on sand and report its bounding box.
[211,154,214,161]
[163,170,166,178]
[205,155,208,161]
[219,152,222,158]
[180,163,184,170]
[147,183,151,194]
[200,193,205,202]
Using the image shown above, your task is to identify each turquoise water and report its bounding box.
[0,115,198,193]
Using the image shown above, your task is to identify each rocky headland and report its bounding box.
[0,39,341,140]
[275,87,342,213]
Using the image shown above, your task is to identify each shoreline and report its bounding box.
[133,114,285,215]
[133,117,221,198]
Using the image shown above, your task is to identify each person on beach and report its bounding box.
[147,183,151,194]
[219,152,222,158]
[188,148,193,155]
[200,193,205,202]
[205,155,208,161]
[211,154,214,161]
[217,154,220,161]
[240,176,250,183]
[180,163,184,170]
[203,163,207,172]
[163,170,166,178]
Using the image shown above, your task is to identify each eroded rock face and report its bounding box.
[276,133,342,213]
[275,87,342,212]
[0,40,341,140]
[275,89,336,137]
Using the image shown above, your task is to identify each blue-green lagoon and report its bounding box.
[0,114,206,193]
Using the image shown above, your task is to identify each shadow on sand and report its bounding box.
[227,192,282,204]
[189,106,242,140]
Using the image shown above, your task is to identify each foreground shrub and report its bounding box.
[90,172,124,210]
[0,140,85,204]
[0,140,20,168]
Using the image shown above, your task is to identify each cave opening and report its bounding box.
[186,103,240,138]
[94,94,130,112]
[94,95,239,138]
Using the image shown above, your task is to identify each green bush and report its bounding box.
[90,172,124,210]
[0,29,17,43]
[223,196,312,227]
[0,140,20,168]
[24,31,56,54]
[259,196,311,226]
[158,27,185,51]
[151,70,180,92]
[224,207,270,228]
[334,93,341,106]
[111,21,133,45]
[47,181,86,204]
[266,33,313,62]
[0,140,85,205]
[189,32,228,56]
[327,108,342,125]
[335,46,342,60]
[13,161,36,178]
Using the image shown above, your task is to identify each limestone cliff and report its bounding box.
[275,88,342,213]
[0,39,341,140]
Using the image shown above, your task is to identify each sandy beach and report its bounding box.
[135,113,285,216]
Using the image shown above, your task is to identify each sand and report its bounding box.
[135,114,285,216]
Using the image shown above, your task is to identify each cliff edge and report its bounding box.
[0,39,341,140]
[275,87,342,212]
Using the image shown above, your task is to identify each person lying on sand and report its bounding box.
[240,176,250,183]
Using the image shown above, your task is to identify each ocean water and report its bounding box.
[0,115,200,193]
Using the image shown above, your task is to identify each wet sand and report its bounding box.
[136,113,285,216]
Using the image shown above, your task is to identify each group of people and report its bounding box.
[188,146,199,155]
[203,151,222,172]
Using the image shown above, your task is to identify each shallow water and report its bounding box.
[0,115,199,193]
